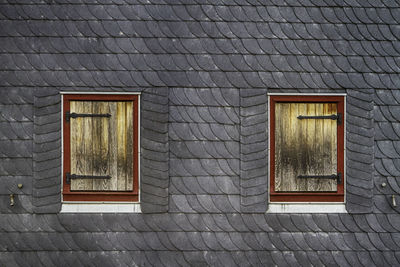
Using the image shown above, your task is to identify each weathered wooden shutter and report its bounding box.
[274,102,339,192]
[69,101,133,192]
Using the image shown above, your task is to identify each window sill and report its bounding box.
[60,202,141,213]
[267,203,346,213]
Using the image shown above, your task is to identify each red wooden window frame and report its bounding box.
[62,94,139,202]
[269,95,345,202]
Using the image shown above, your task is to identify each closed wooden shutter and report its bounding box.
[69,101,134,192]
[274,102,337,192]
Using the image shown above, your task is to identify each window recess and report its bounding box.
[269,95,345,203]
[62,94,139,202]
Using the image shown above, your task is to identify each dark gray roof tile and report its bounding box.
[386,176,400,195]
[186,232,208,250]
[341,233,365,250]
[286,215,309,232]
[266,233,288,251]
[249,214,272,231]
[373,195,398,213]
[335,214,359,232]
[274,215,299,232]
[304,233,326,250]
[353,233,376,250]
[327,232,351,251]
[0,158,32,176]
[298,251,322,266]
[324,214,347,232]
[0,140,32,158]
[347,193,374,212]
[352,215,374,232]
[292,251,313,267]
[200,232,225,250]
[317,251,339,266]
[371,251,392,266]
[264,214,286,232]
[308,214,334,232]
[374,122,399,140]
[380,233,400,251]
[0,104,33,122]
[371,214,397,232]
[0,89,33,105]
[279,233,301,250]
[367,233,390,251]
[171,176,239,195]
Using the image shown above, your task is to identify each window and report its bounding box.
[62,94,139,202]
[269,95,345,203]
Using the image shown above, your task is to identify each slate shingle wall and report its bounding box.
[0,89,33,214]
[374,89,400,214]
[0,0,399,266]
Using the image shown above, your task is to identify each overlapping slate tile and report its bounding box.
[0,0,399,266]
[239,89,268,213]
[140,88,169,213]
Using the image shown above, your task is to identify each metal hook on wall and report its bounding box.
[10,194,14,206]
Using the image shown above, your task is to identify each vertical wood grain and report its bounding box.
[70,101,93,191]
[275,102,338,192]
[297,103,307,191]
[92,102,110,191]
[117,102,126,191]
[330,103,338,191]
[70,101,79,191]
[109,102,118,191]
[69,100,134,192]
[125,101,134,191]
[274,102,282,191]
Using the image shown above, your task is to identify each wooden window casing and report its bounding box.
[63,94,139,202]
[270,95,345,202]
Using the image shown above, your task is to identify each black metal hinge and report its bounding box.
[298,173,342,184]
[66,173,112,184]
[297,113,342,125]
[65,111,111,122]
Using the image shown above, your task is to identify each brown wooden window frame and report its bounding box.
[62,94,139,202]
[269,95,345,203]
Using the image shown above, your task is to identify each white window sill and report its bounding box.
[267,203,347,213]
[61,202,141,213]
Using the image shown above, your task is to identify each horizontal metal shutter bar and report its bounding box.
[297,113,342,125]
[298,173,341,184]
[65,111,111,122]
[66,173,111,184]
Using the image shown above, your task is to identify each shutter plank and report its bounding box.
[125,101,134,191]
[92,102,110,191]
[70,101,79,191]
[314,103,324,191]
[274,103,282,191]
[109,102,118,191]
[297,103,307,191]
[330,103,338,191]
[305,103,316,191]
[117,102,127,191]
[287,103,298,191]
[70,101,94,191]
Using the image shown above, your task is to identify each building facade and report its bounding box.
[1,0,400,266]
